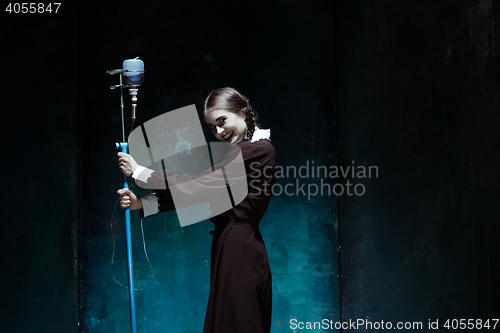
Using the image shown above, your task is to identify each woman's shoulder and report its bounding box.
[249,137,273,149]
[239,136,275,160]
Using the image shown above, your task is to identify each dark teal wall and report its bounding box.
[1,2,80,332]
[335,0,500,327]
[3,1,500,332]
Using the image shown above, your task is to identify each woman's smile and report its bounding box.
[205,109,247,144]
[222,131,233,141]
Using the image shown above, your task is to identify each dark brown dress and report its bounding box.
[139,139,276,333]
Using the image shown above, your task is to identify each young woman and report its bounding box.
[117,87,276,333]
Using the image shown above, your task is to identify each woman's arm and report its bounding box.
[118,152,176,190]
[116,141,273,217]
[117,152,176,216]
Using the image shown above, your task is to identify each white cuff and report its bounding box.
[140,193,160,217]
[132,166,155,189]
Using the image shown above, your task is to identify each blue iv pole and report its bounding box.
[107,67,140,333]
[116,141,138,333]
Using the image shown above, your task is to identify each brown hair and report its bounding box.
[203,87,260,140]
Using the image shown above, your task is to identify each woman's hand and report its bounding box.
[117,188,143,210]
[117,152,139,177]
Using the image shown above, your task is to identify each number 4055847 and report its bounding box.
[6,3,61,14]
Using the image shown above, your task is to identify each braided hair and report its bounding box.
[203,87,260,141]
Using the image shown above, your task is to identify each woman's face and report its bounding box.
[205,109,247,144]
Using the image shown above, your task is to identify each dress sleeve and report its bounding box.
[132,168,176,216]
[132,143,246,188]
[133,141,274,216]
[131,165,167,190]
[139,193,160,217]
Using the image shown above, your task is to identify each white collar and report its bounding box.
[249,129,271,142]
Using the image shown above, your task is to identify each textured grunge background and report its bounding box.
[1,0,499,332]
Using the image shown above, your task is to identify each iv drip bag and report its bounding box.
[123,58,145,86]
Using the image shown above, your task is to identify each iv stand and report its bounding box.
[107,68,143,333]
